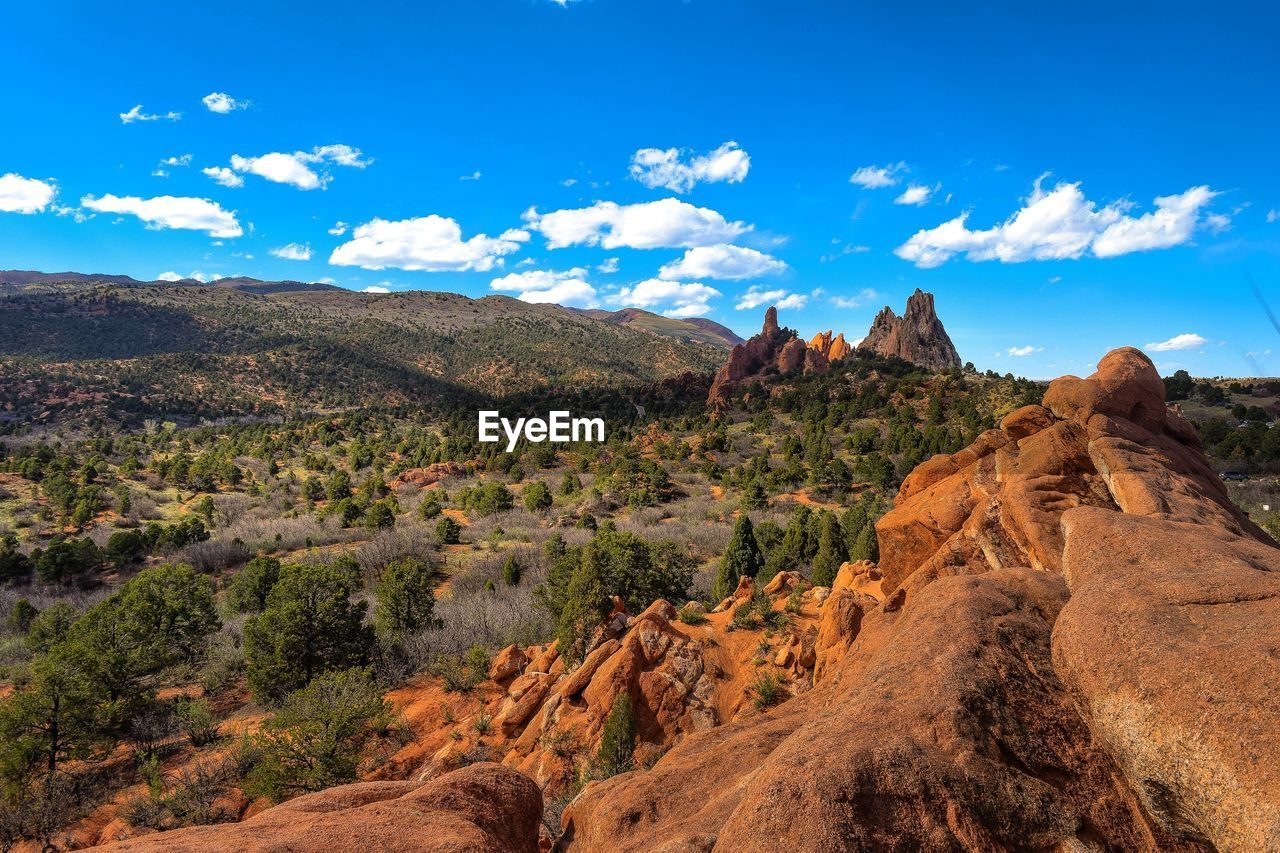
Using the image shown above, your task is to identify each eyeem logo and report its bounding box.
[478,410,605,452]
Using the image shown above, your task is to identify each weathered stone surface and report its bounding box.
[95,764,542,853]
[856,288,961,369]
[1054,508,1280,850]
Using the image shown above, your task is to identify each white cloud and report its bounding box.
[524,197,749,250]
[820,242,871,262]
[224,145,372,191]
[658,244,786,281]
[1268,209,1279,223]
[1006,345,1042,357]
[361,285,391,294]
[490,267,598,307]
[330,215,528,272]
[894,184,936,206]
[896,178,1220,268]
[202,92,248,114]
[120,104,181,124]
[328,221,349,236]
[1146,333,1208,352]
[735,285,806,311]
[157,270,219,283]
[629,141,750,193]
[202,166,245,188]
[80,194,242,237]
[270,243,313,261]
[161,154,193,167]
[460,170,482,181]
[0,173,56,214]
[614,278,720,318]
[1203,212,1231,235]
[849,162,906,189]
[597,257,619,274]
[828,288,879,309]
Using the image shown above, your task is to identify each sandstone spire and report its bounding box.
[857,288,960,369]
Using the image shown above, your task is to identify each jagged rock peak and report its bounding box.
[808,330,851,362]
[708,306,828,407]
[857,288,961,370]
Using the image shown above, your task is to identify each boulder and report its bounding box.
[95,764,542,853]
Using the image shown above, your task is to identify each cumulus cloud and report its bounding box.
[80,194,242,237]
[828,288,879,309]
[0,173,56,214]
[849,162,906,189]
[524,198,749,250]
[223,144,372,191]
[735,285,807,311]
[361,285,391,294]
[270,243,312,261]
[597,257,620,274]
[202,166,244,188]
[161,154,193,167]
[658,244,786,281]
[330,215,528,272]
[896,178,1220,268]
[459,170,482,181]
[1268,209,1279,223]
[328,221,349,236]
[157,270,220,283]
[614,279,721,318]
[1006,345,1042,357]
[490,267,598,308]
[202,92,248,113]
[629,141,750,193]
[120,104,181,124]
[894,184,936,206]
[1146,333,1208,352]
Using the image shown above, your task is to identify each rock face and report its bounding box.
[94,763,542,853]
[857,288,961,369]
[562,346,1280,851]
[807,330,852,362]
[708,307,829,406]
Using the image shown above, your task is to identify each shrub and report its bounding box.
[244,668,392,802]
[523,481,553,512]
[224,556,281,614]
[594,692,635,777]
[750,671,787,710]
[176,697,220,747]
[435,516,462,545]
[374,557,437,636]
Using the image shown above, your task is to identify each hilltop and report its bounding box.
[0,271,728,427]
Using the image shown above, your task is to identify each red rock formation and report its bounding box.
[93,763,542,853]
[561,346,1279,851]
[708,307,828,406]
[857,288,961,369]
[807,330,852,362]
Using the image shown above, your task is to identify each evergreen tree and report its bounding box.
[434,515,461,545]
[811,511,847,587]
[244,563,374,704]
[501,553,522,586]
[523,481,553,512]
[595,691,636,778]
[715,515,762,601]
[554,553,607,665]
[374,557,436,636]
[225,556,282,614]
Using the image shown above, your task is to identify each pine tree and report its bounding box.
[555,554,608,665]
[595,692,636,777]
[501,553,521,586]
[374,557,437,636]
[811,511,847,587]
[714,515,762,601]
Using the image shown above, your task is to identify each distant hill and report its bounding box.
[0,272,725,426]
[569,307,743,348]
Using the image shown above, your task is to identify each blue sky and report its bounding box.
[3,1,1279,378]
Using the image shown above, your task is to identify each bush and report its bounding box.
[523,481,553,512]
[244,668,392,802]
[750,671,787,710]
[435,516,462,545]
[374,557,437,636]
[176,697,220,747]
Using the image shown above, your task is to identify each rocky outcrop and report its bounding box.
[808,330,852,362]
[94,763,542,853]
[562,346,1280,851]
[708,307,828,407]
[857,288,960,369]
